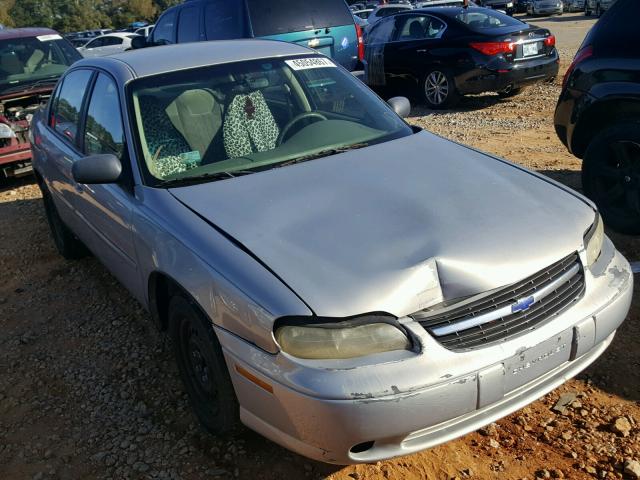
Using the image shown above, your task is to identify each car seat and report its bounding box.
[408,20,424,39]
[25,49,45,74]
[138,96,194,178]
[0,53,24,76]
[166,89,224,161]
[223,88,280,159]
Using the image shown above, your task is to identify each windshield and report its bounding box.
[246,0,354,36]
[0,35,81,91]
[130,56,413,186]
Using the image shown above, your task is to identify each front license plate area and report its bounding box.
[504,328,572,392]
[523,42,541,57]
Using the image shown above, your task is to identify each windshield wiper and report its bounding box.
[2,77,59,95]
[276,143,369,168]
[155,169,255,188]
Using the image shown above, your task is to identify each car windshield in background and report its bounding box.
[0,36,80,91]
[130,56,412,186]
[454,9,525,30]
[246,0,353,36]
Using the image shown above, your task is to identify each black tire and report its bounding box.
[39,183,88,259]
[169,295,242,435]
[582,123,640,235]
[420,68,459,109]
[497,86,524,98]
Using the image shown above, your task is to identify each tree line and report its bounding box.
[0,0,181,33]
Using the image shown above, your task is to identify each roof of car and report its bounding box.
[77,39,318,79]
[0,27,60,40]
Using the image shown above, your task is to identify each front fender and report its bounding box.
[133,186,312,353]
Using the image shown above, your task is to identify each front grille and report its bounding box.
[412,253,585,350]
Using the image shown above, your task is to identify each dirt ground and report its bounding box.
[1,12,638,480]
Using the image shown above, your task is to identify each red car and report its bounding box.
[0,28,81,178]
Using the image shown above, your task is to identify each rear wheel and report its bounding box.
[39,182,88,259]
[420,68,459,109]
[582,123,640,235]
[169,295,242,435]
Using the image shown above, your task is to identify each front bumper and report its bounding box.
[459,50,559,95]
[0,142,33,178]
[219,246,632,464]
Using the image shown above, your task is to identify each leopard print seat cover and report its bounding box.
[223,91,279,159]
[139,96,197,178]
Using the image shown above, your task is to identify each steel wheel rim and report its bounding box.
[424,71,449,105]
[179,316,218,403]
[592,140,640,218]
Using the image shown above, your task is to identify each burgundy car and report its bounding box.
[0,28,81,179]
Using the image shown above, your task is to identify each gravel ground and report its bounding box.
[1,12,639,480]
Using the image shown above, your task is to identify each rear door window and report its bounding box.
[178,6,200,43]
[153,9,177,44]
[396,15,446,41]
[455,9,524,31]
[204,1,247,40]
[50,69,93,144]
[246,0,353,36]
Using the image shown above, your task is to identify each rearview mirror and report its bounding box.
[130,35,147,50]
[387,96,411,118]
[72,154,122,184]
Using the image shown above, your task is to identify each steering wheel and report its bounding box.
[277,112,328,146]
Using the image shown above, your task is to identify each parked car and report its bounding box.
[564,0,585,11]
[32,39,632,465]
[585,0,616,16]
[477,0,516,15]
[0,28,81,178]
[135,0,361,71]
[353,8,375,19]
[366,4,414,27]
[515,0,533,12]
[77,33,140,58]
[134,25,154,38]
[364,6,559,108]
[555,0,639,233]
[527,0,564,15]
[68,37,90,48]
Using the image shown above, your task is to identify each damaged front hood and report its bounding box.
[170,131,595,318]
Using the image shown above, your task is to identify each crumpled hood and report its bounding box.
[170,131,595,318]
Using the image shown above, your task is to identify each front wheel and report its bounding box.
[420,68,459,109]
[169,295,242,435]
[582,123,640,235]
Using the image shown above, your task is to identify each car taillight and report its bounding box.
[562,45,593,89]
[544,34,556,47]
[355,24,365,62]
[469,41,515,56]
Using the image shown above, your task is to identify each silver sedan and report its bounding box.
[31,40,632,464]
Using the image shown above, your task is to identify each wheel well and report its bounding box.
[148,272,186,331]
[572,99,640,158]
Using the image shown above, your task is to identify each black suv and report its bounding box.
[554,0,640,234]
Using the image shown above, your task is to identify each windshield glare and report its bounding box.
[0,36,80,89]
[131,56,413,185]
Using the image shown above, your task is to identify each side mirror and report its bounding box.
[387,96,411,118]
[130,35,147,50]
[72,154,122,184]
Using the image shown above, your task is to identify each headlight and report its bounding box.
[584,213,604,267]
[275,318,411,360]
[507,2,514,6]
